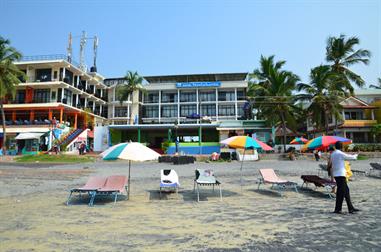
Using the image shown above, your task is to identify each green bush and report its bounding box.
[351,144,381,152]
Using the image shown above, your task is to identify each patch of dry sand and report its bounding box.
[0,160,380,251]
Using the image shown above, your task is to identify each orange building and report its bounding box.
[1,55,108,154]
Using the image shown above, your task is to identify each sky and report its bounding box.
[0,0,380,87]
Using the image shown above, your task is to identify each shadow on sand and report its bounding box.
[147,188,239,202]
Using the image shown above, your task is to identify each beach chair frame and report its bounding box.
[193,169,222,202]
[257,169,298,196]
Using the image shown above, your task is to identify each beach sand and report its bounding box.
[0,159,380,251]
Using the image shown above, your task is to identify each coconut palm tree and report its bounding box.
[0,37,25,154]
[248,55,300,152]
[116,71,145,124]
[326,34,371,91]
[297,65,346,135]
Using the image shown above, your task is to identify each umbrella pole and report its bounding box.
[240,148,245,190]
[128,160,131,200]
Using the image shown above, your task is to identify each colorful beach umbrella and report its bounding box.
[303,136,352,151]
[100,142,161,198]
[220,136,273,187]
[290,137,309,145]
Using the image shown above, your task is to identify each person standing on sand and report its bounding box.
[331,141,359,214]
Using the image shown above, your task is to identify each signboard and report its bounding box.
[176,81,221,88]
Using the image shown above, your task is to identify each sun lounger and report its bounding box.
[67,176,107,206]
[193,169,222,202]
[369,163,381,177]
[258,169,298,196]
[159,169,180,198]
[93,175,128,206]
[300,175,336,199]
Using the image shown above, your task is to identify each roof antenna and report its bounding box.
[90,35,98,72]
[67,32,72,63]
[79,31,87,72]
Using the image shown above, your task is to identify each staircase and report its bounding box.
[56,128,84,150]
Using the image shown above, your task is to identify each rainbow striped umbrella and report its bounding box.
[303,136,352,151]
[290,137,309,144]
[220,136,273,187]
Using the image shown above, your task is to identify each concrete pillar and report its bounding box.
[177,89,180,123]
[215,88,219,121]
[158,91,161,123]
[29,110,35,121]
[84,97,87,108]
[371,110,375,120]
[59,108,63,123]
[75,94,78,107]
[62,67,66,80]
[234,88,238,120]
[61,88,64,103]
[92,101,95,112]
[74,113,78,129]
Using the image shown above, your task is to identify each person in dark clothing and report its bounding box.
[330,141,359,214]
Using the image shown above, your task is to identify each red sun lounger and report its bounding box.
[301,175,336,199]
[92,175,128,206]
[67,176,107,205]
[258,169,298,196]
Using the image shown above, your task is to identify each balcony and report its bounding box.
[342,120,377,127]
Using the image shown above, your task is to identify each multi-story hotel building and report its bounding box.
[105,73,272,154]
[0,55,108,154]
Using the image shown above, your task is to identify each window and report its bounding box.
[180,91,196,102]
[51,91,56,101]
[143,106,159,118]
[162,92,178,103]
[161,105,177,118]
[144,92,159,103]
[115,107,128,117]
[237,104,245,116]
[199,90,216,101]
[63,89,72,105]
[35,68,52,82]
[218,90,235,101]
[218,105,235,116]
[237,89,246,100]
[15,90,25,104]
[180,104,197,117]
[344,111,363,120]
[200,104,216,116]
[33,89,50,103]
[60,68,74,85]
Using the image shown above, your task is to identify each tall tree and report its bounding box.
[326,34,371,92]
[248,55,300,152]
[297,65,346,135]
[116,71,145,125]
[0,37,25,154]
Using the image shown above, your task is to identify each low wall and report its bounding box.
[167,142,220,155]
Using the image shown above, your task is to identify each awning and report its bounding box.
[0,127,50,133]
[15,132,45,140]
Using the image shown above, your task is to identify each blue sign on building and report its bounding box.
[176,81,221,88]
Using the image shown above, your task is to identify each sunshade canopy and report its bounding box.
[15,132,44,140]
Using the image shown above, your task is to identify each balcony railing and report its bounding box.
[20,54,80,67]
[342,120,377,127]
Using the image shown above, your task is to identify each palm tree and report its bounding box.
[297,65,346,135]
[116,71,145,124]
[0,37,25,154]
[369,78,381,89]
[248,55,300,152]
[326,34,371,91]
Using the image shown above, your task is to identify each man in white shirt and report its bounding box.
[330,141,359,214]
